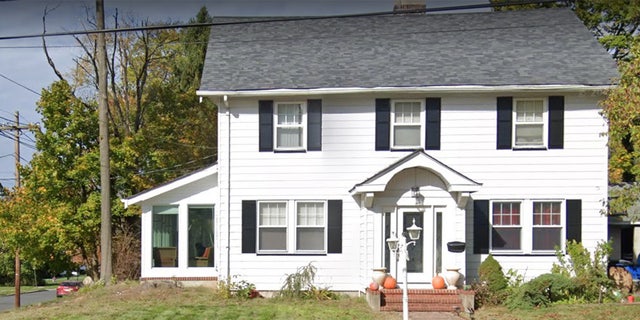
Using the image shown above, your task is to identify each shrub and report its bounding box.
[474,254,509,307]
[279,262,337,300]
[217,275,256,299]
[551,240,613,303]
[505,273,577,309]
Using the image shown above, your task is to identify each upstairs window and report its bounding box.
[514,99,545,148]
[275,103,305,150]
[392,100,422,148]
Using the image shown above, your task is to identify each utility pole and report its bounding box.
[96,0,112,283]
[0,111,37,308]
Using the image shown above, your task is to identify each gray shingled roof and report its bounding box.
[200,8,618,92]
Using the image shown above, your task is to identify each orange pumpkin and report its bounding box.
[432,275,446,289]
[382,275,397,289]
[369,282,379,291]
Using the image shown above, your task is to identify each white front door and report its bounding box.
[386,206,445,286]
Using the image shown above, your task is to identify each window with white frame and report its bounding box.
[514,99,545,148]
[491,202,521,250]
[392,100,422,148]
[296,202,326,251]
[532,201,562,251]
[275,102,305,150]
[257,200,327,253]
[258,202,287,251]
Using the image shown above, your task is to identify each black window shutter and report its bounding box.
[375,99,391,151]
[242,200,257,253]
[425,97,441,150]
[327,200,343,253]
[307,99,322,151]
[259,100,273,152]
[548,96,564,149]
[566,199,582,243]
[473,200,490,254]
[497,97,513,150]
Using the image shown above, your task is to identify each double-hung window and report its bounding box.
[514,99,545,148]
[391,100,422,148]
[491,202,521,251]
[532,201,562,251]
[258,202,287,252]
[296,202,326,252]
[275,102,305,150]
[257,200,327,254]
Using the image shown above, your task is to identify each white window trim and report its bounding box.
[256,200,328,254]
[490,201,523,254]
[257,201,289,253]
[390,99,424,149]
[490,199,565,255]
[294,200,328,254]
[512,98,547,149]
[531,201,564,253]
[274,101,307,151]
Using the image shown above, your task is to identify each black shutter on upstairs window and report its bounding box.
[497,97,513,150]
[425,97,441,150]
[473,200,490,254]
[548,96,564,149]
[327,200,343,253]
[375,99,391,151]
[307,99,322,151]
[259,100,273,152]
[566,199,582,243]
[242,200,257,253]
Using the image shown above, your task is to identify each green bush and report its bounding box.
[278,262,337,300]
[505,273,577,309]
[217,275,256,299]
[474,254,509,307]
[551,240,613,303]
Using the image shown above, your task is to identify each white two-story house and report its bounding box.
[123,7,618,292]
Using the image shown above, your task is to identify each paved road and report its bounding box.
[0,289,57,312]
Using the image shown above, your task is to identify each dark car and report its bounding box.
[56,281,83,297]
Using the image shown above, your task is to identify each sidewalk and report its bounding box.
[389,312,468,319]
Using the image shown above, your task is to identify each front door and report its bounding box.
[386,207,444,285]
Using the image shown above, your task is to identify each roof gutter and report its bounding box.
[197,84,614,98]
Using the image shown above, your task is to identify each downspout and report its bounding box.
[224,95,231,282]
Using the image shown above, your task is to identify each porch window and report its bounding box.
[392,101,422,148]
[514,99,545,148]
[296,202,326,252]
[258,202,287,252]
[532,201,562,251]
[275,102,305,150]
[152,206,178,267]
[188,206,215,267]
[491,202,521,250]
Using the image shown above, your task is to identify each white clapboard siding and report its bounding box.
[214,91,607,290]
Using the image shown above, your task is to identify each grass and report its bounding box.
[0,282,391,320]
[0,284,57,296]
[2,282,640,319]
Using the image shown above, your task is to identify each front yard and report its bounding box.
[1,282,640,319]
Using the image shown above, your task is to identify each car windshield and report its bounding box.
[60,282,81,286]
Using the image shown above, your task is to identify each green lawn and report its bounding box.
[0,284,57,296]
[1,282,640,320]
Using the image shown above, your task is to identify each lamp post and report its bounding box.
[386,219,422,320]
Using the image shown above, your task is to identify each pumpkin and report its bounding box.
[382,275,397,289]
[432,275,446,289]
[369,282,379,291]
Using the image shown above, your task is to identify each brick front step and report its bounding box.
[368,288,474,313]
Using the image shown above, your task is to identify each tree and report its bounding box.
[24,7,217,280]
[601,39,640,221]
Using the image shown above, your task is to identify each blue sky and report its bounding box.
[0,0,487,188]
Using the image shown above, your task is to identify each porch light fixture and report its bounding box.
[386,219,422,320]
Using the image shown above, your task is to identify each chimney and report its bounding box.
[393,0,426,12]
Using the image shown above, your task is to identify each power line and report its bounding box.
[0,0,561,41]
[0,72,41,96]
